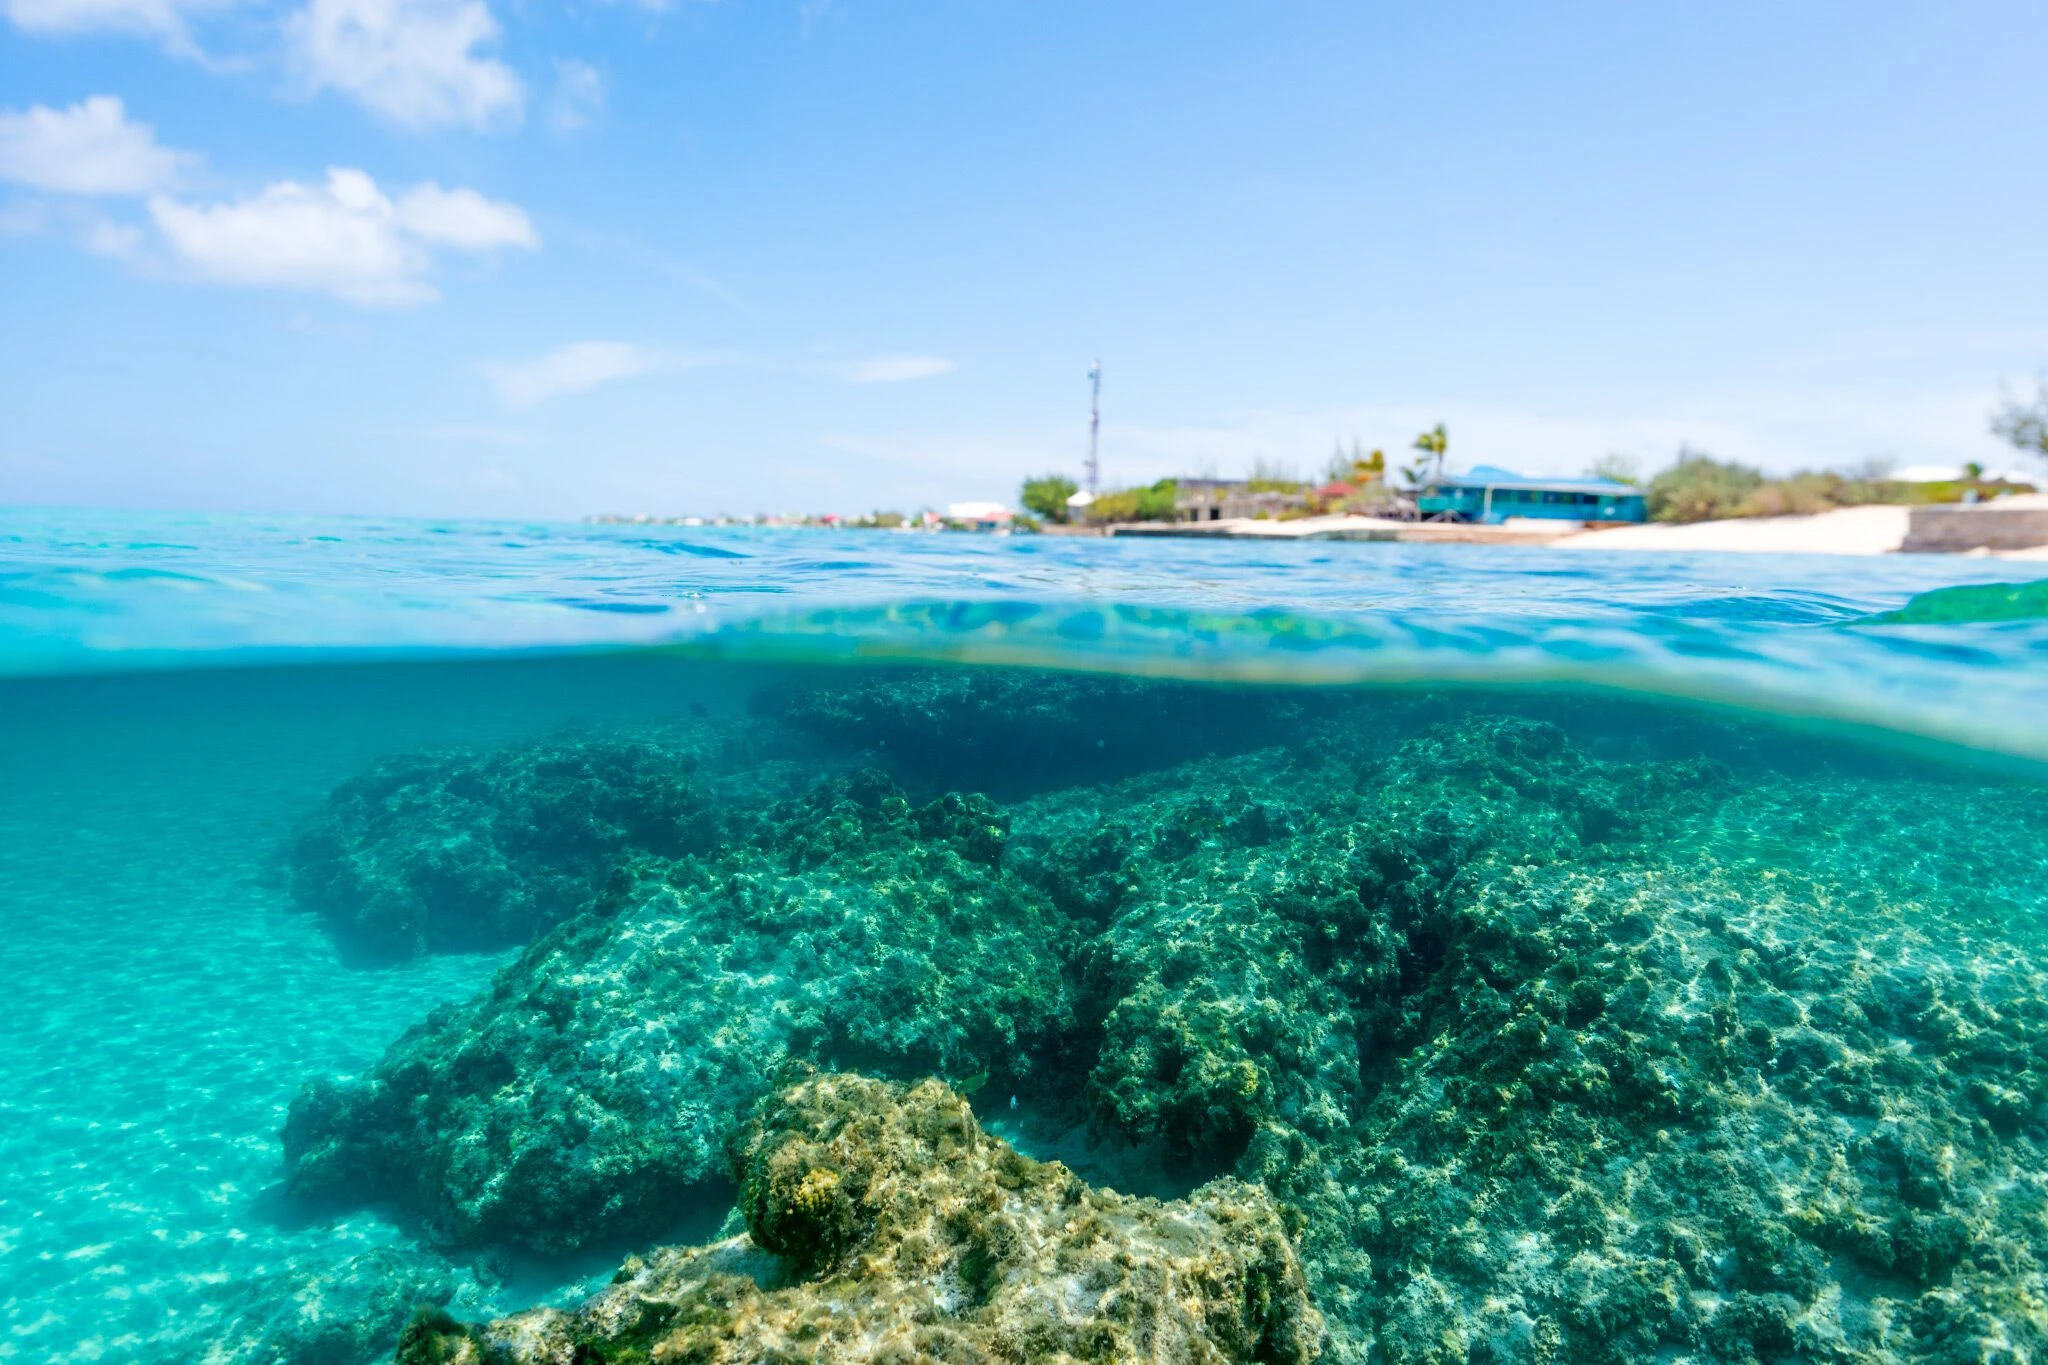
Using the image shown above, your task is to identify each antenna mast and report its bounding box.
[1086,360,1102,494]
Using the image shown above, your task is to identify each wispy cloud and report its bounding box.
[484,340,696,408]
[0,96,195,195]
[555,225,751,312]
[1,0,235,54]
[547,59,605,133]
[147,167,536,306]
[839,354,955,384]
[82,218,144,258]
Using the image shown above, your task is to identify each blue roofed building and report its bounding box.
[1416,466,1647,524]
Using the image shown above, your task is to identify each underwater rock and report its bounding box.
[285,736,773,961]
[1014,716,1730,1170]
[283,772,1082,1253]
[394,1071,1323,1364]
[1861,578,2048,625]
[286,700,2048,1363]
[1262,848,2048,1365]
[285,672,1358,961]
[1017,718,2048,1362]
[761,666,1349,801]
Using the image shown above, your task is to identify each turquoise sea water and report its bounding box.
[6,509,2048,1364]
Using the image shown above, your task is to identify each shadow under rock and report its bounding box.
[250,1176,749,1312]
[482,1178,748,1310]
[977,1094,1225,1204]
[247,1175,396,1234]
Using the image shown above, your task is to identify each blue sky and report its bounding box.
[4,2,2047,517]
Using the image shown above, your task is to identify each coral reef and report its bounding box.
[275,674,2048,1363]
[394,1070,1322,1364]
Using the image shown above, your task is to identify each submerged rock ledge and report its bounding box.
[396,1070,1323,1364]
[271,676,2048,1363]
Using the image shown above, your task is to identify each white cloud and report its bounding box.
[147,166,535,307]
[547,59,605,133]
[484,340,680,409]
[1,0,221,43]
[392,182,536,248]
[840,354,955,384]
[287,0,523,131]
[0,96,193,195]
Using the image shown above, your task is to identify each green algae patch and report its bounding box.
[1862,577,2048,625]
[398,1071,1323,1364]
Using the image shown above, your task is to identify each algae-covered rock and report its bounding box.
[284,672,1353,963]
[280,681,2048,1364]
[1861,578,2048,625]
[397,1071,1323,1364]
[284,772,1082,1253]
[285,737,732,960]
[1007,714,2048,1362]
[1266,846,2048,1365]
[763,666,1346,800]
[1021,716,1729,1170]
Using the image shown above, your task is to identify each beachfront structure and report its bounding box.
[1174,479,1309,522]
[944,500,1016,530]
[1417,466,1646,524]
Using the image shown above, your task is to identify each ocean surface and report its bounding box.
[5,508,2048,1364]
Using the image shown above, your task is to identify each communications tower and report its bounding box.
[1086,360,1102,494]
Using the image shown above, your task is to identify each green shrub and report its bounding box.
[1738,471,1896,517]
[1641,449,2027,523]
[1020,475,1079,523]
[1087,479,1178,522]
[1647,451,1765,522]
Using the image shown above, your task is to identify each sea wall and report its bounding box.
[1901,503,2048,553]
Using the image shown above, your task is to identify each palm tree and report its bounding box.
[1411,424,1448,484]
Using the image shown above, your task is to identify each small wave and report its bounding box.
[549,599,673,615]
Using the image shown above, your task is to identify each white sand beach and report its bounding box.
[1105,500,2048,558]
[1556,505,1911,556]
